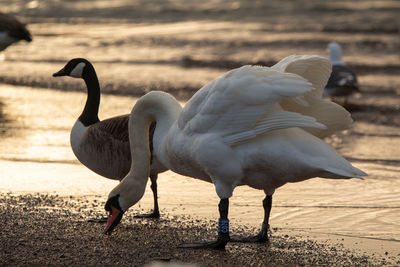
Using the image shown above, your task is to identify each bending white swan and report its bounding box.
[104,55,367,249]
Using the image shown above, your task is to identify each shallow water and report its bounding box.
[1,85,399,254]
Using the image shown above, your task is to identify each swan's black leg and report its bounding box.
[231,195,272,243]
[135,174,160,219]
[178,198,230,250]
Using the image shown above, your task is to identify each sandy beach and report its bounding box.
[1,192,396,266]
[1,0,400,266]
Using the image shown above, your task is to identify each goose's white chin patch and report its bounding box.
[70,62,86,78]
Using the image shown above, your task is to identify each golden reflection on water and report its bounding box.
[0,85,399,251]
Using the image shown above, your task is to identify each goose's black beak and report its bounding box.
[52,68,67,77]
[104,195,124,235]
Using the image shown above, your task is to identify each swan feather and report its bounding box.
[272,55,353,138]
[179,65,317,143]
[223,111,326,146]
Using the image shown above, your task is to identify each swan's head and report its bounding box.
[53,58,92,79]
[104,173,148,234]
[103,194,124,234]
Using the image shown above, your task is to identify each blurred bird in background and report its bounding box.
[324,42,359,106]
[0,11,32,52]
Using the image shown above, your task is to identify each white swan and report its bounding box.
[324,42,359,105]
[104,55,367,249]
[0,12,32,52]
[53,58,166,218]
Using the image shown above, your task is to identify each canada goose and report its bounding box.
[324,42,359,105]
[103,55,366,249]
[53,58,166,218]
[0,12,32,52]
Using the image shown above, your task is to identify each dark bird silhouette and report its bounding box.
[324,42,359,106]
[0,12,32,52]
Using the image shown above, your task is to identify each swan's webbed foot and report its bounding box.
[179,200,230,250]
[231,195,272,244]
[178,233,230,250]
[134,210,160,219]
[87,217,108,223]
[231,223,269,243]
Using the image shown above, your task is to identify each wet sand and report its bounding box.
[1,193,393,266]
[1,0,400,266]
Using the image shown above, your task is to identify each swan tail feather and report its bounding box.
[280,97,353,138]
[321,166,367,179]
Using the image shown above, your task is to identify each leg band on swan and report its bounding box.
[218,219,229,234]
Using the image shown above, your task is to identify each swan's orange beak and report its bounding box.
[104,195,124,234]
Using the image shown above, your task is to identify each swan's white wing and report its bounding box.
[272,55,331,96]
[178,65,326,145]
[273,55,353,138]
[223,110,326,146]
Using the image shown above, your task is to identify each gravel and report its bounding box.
[1,193,380,266]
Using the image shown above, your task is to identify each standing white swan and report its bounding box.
[104,55,367,249]
[53,58,166,218]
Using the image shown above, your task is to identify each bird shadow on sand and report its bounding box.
[343,102,400,127]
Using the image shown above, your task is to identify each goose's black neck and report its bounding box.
[79,64,100,126]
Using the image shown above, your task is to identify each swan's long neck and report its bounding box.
[110,91,182,211]
[79,64,100,126]
[129,91,182,170]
